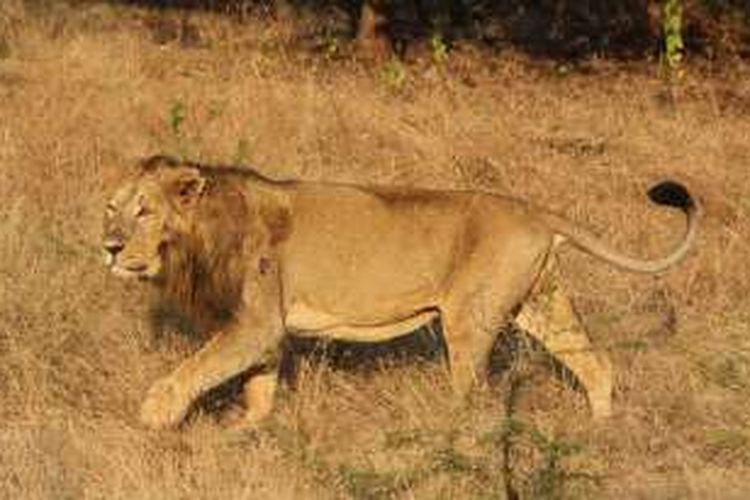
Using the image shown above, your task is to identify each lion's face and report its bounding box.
[103,165,205,280]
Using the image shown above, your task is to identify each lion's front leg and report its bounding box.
[141,261,285,429]
[242,372,278,426]
[140,323,283,429]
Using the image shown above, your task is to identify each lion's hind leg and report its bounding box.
[514,271,613,419]
[440,223,556,400]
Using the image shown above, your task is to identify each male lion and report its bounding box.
[103,155,699,429]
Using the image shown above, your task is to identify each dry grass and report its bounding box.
[1,3,749,499]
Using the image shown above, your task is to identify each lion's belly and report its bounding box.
[282,278,444,339]
[284,302,439,341]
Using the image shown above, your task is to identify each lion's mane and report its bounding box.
[157,164,251,331]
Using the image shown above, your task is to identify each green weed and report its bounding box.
[482,417,600,500]
[381,58,407,91]
[429,33,448,65]
[168,99,186,137]
[663,0,684,74]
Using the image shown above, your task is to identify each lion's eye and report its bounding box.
[105,203,117,217]
[136,206,153,219]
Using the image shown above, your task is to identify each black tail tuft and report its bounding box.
[647,181,694,210]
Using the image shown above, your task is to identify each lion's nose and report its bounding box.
[104,240,124,257]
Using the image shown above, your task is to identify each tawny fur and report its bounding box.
[160,174,249,330]
[103,155,698,430]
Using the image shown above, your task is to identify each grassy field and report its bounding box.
[1,2,749,498]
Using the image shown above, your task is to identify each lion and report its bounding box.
[103,155,699,429]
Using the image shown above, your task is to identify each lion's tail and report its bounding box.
[541,181,700,274]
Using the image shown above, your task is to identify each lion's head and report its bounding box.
[102,156,207,280]
[103,156,249,327]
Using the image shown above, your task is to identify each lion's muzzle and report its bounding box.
[103,238,124,259]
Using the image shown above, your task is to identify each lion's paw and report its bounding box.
[140,377,192,429]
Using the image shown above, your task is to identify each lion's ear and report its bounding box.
[166,168,207,206]
[140,155,180,172]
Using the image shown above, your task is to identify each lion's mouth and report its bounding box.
[111,263,151,279]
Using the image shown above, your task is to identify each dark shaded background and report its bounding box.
[26,0,750,59]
